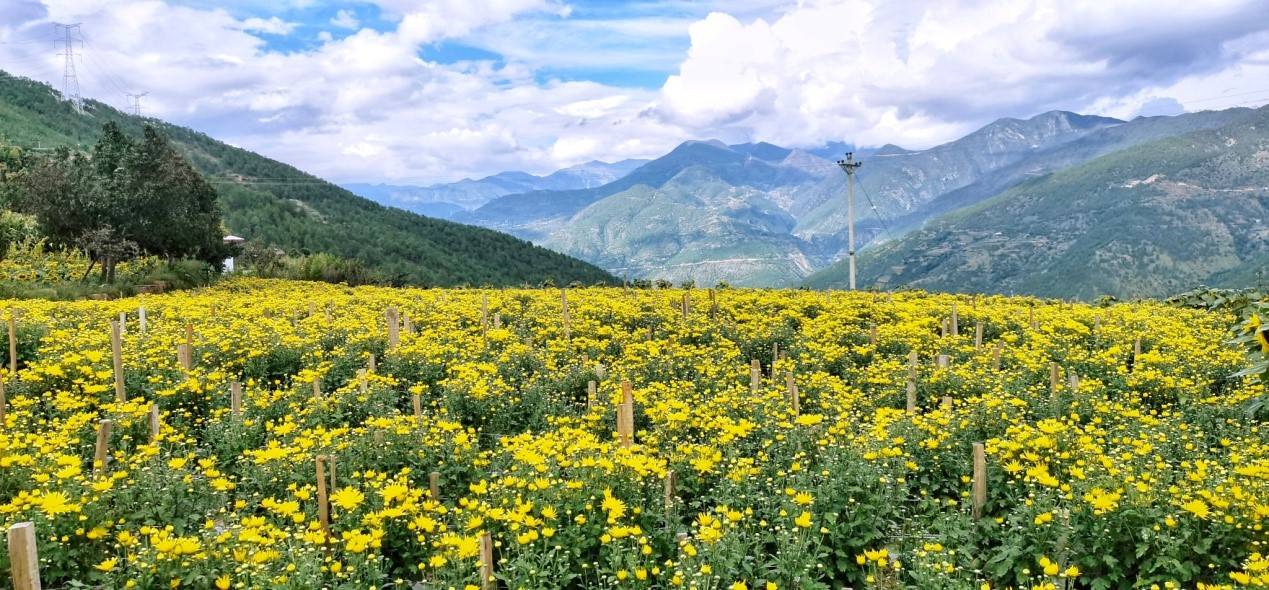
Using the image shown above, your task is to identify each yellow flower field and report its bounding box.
[0,278,1265,589]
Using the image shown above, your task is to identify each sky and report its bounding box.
[2,0,1269,185]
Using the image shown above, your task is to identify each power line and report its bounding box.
[126,91,148,116]
[855,170,895,242]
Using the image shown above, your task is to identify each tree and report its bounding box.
[16,123,234,281]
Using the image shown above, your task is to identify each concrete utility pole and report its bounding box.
[837,152,862,290]
[54,23,83,114]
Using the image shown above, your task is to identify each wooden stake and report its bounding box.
[7,313,16,375]
[1049,362,1061,398]
[493,312,502,329]
[905,374,916,414]
[972,442,987,519]
[368,354,377,374]
[328,455,337,491]
[7,521,41,590]
[749,359,761,392]
[316,456,330,538]
[0,379,6,427]
[708,288,717,319]
[1068,372,1079,395]
[908,350,918,382]
[386,307,400,350]
[681,293,690,320]
[94,419,112,473]
[664,470,676,519]
[992,341,1003,371]
[311,378,322,400]
[148,404,160,443]
[561,290,571,340]
[950,304,959,336]
[138,306,147,334]
[941,396,953,411]
[868,323,877,346]
[118,312,127,335]
[937,354,949,369]
[110,320,126,402]
[184,323,193,353]
[785,371,800,415]
[479,532,495,590]
[231,381,243,416]
[412,394,423,427]
[974,320,983,349]
[940,318,948,338]
[357,369,368,394]
[429,471,441,502]
[586,380,596,410]
[403,314,414,336]
[177,344,192,372]
[617,403,634,448]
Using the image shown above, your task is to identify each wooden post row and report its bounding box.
[8,521,41,590]
[110,320,126,402]
[972,442,987,519]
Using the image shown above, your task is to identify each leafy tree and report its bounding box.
[15,122,234,281]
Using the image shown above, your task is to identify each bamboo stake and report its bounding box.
[429,471,441,502]
[7,521,41,590]
[316,456,330,538]
[749,359,761,392]
[110,320,126,402]
[972,442,987,519]
[479,532,495,590]
[94,419,112,474]
[230,381,243,417]
[148,404,160,443]
[785,371,800,415]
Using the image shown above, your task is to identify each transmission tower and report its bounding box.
[54,23,83,113]
[126,92,148,117]
[836,152,862,290]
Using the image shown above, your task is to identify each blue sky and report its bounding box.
[2,1,1269,184]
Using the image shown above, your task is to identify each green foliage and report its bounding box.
[0,70,617,288]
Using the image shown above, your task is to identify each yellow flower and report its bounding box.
[1182,499,1211,519]
[329,487,365,511]
[793,511,813,528]
[215,575,231,590]
[95,558,118,572]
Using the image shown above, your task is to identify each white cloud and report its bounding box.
[2,0,1268,187]
[330,9,358,30]
[657,0,1269,149]
[238,16,297,35]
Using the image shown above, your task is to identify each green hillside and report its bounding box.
[0,71,616,287]
[804,106,1269,299]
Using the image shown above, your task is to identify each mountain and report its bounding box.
[0,71,616,287]
[343,159,646,218]
[804,105,1269,299]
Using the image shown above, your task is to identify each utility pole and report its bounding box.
[837,152,862,290]
[54,23,83,114]
[126,92,148,117]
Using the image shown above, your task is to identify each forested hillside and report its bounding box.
[806,106,1269,299]
[0,71,616,287]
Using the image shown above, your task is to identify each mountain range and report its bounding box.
[428,106,1264,294]
[0,70,616,287]
[342,158,647,218]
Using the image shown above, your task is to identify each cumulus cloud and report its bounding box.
[656,0,1269,149]
[329,9,358,30]
[1,0,1268,185]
